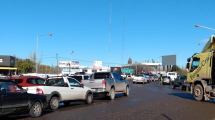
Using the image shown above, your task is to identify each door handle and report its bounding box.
[71,88,74,89]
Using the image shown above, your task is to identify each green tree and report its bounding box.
[16,59,35,74]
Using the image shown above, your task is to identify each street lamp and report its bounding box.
[35,33,53,73]
[194,24,215,31]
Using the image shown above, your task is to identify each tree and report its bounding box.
[16,59,35,74]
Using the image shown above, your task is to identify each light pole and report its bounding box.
[35,33,53,73]
[69,51,74,75]
[194,24,215,31]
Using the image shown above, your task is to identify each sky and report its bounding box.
[0,0,215,67]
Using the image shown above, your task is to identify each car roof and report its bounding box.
[10,76,42,79]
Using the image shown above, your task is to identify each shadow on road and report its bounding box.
[169,92,195,101]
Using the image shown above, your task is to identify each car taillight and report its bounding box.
[36,88,44,95]
[102,79,106,88]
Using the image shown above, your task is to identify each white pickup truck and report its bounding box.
[82,72,129,100]
[26,76,93,110]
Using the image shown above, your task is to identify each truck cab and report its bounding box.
[186,35,215,101]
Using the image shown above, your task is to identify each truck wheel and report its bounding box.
[49,96,59,111]
[124,86,129,96]
[85,93,93,104]
[29,101,42,118]
[193,84,204,101]
[109,88,115,100]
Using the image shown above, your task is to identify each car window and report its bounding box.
[68,78,80,87]
[46,78,65,86]
[113,73,123,80]
[13,79,23,84]
[0,81,22,93]
[36,78,45,84]
[94,73,111,79]
[70,76,82,82]
[84,75,90,80]
[27,78,37,84]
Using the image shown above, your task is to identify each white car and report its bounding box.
[167,72,177,81]
[26,76,93,110]
[133,75,147,84]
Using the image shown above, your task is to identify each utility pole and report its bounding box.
[56,53,59,74]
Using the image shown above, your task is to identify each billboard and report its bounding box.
[58,61,79,68]
[162,55,176,66]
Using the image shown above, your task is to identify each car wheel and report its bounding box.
[193,84,204,101]
[109,88,115,100]
[124,86,129,96]
[49,96,59,111]
[86,93,93,104]
[29,101,42,118]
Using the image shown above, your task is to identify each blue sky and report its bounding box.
[0,0,215,67]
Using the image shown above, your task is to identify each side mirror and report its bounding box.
[64,83,69,87]
[80,83,84,88]
[186,63,190,69]
[187,58,191,62]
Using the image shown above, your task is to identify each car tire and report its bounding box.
[29,101,42,118]
[109,88,115,100]
[124,86,129,96]
[85,93,93,104]
[49,96,59,111]
[193,84,205,101]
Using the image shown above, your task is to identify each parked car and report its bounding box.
[172,75,189,90]
[83,72,129,100]
[26,76,93,111]
[9,76,46,88]
[0,79,47,118]
[133,74,148,84]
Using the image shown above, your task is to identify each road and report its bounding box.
[6,82,215,120]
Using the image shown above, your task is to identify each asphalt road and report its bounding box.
[6,82,215,120]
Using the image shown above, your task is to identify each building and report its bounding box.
[0,55,17,76]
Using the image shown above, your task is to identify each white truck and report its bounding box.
[26,76,93,110]
[83,72,129,100]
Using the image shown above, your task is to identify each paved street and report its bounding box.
[4,82,215,120]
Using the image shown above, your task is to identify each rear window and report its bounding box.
[70,76,82,82]
[27,78,45,85]
[46,78,65,86]
[168,73,176,75]
[94,73,111,79]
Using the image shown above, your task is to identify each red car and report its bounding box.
[9,76,46,87]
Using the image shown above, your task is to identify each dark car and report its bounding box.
[0,79,47,118]
[172,75,188,90]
